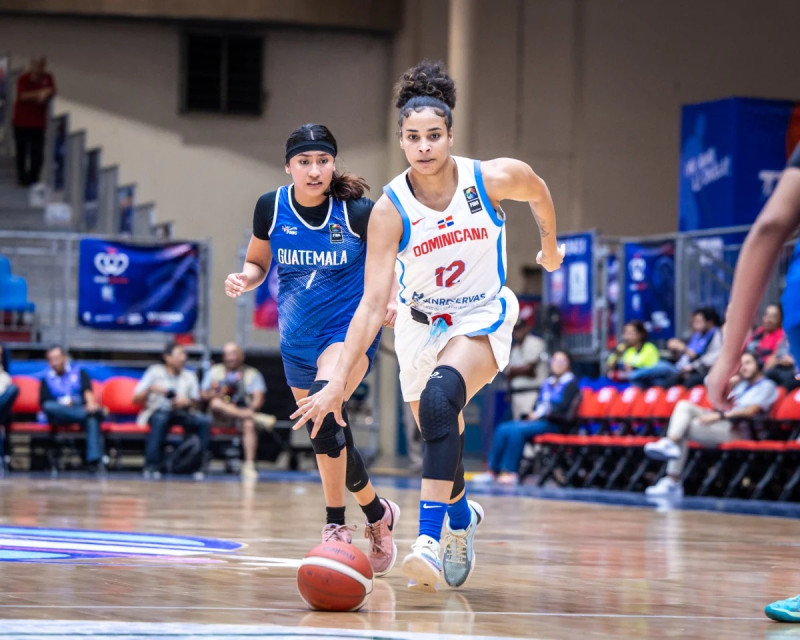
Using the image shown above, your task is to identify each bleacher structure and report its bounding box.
[520,384,800,501]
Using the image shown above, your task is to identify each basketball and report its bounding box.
[297,541,374,611]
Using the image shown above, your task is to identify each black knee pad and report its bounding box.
[306,380,346,457]
[419,366,467,481]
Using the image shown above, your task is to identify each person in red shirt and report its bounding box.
[12,57,56,186]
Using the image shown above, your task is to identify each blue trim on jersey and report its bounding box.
[384,185,411,252]
[396,257,408,304]
[466,296,507,337]
[496,227,506,287]
[474,159,503,227]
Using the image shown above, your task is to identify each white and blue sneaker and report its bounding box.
[442,500,484,588]
[401,535,442,592]
[766,594,800,622]
[644,476,684,499]
[644,437,681,461]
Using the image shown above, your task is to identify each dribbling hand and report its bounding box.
[225,272,248,298]
[705,357,738,412]
[536,243,566,272]
[291,380,347,438]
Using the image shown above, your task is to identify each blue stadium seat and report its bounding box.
[0,275,36,312]
[0,255,11,282]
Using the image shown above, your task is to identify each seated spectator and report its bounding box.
[642,351,778,498]
[39,345,105,473]
[658,307,723,388]
[764,335,800,390]
[201,341,275,483]
[474,350,580,486]
[505,319,547,420]
[605,320,661,386]
[745,303,785,362]
[134,342,211,479]
[0,343,19,426]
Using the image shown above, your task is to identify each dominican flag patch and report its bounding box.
[437,215,454,229]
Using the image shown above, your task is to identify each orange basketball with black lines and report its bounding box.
[296,541,374,611]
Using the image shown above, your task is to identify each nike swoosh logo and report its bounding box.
[422,504,442,509]
[411,218,423,225]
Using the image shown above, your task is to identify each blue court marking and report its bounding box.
[0,525,243,563]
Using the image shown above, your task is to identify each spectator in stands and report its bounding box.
[745,303,785,363]
[474,351,580,486]
[642,351,778,498]
[134,342,211,479]
[12,56,56,187]
[764,335,800,390]
[505,319,547,420]
[201,341,275,483]
[39,345,105,473]
[0,343,19,426]
[656,307,723,388]
[605,320,661,386]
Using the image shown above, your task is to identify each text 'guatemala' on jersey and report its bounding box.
[268,185,368,344]
[384,156,507,316]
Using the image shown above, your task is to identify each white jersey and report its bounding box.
[384,156,507,318]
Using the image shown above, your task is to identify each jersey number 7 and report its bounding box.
[434,260,465,288]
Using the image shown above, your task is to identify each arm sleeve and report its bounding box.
[638,343,661,368]
[79,369,92,395]
[253,191,277,240]
[249,370,267,394]
[347,197,374,240]
[134,367,153,396]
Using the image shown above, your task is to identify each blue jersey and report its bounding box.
[268,185,368,347]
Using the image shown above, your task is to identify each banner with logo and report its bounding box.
[51,114,68,192]
[117,184,136,234]
[679,97,800,232]
[83,148,101,230]
[78,238,199,332]
[253,260,280,329]
[623,240,675,341]
[544,231,593,335]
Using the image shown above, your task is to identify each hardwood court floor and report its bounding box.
[1,473,800,639]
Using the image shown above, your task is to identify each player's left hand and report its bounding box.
[536,243,566,272]
[383,299,398,328]
[705,356,738,411]
[291,379,348,437]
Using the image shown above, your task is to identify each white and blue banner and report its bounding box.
[545,231,593,336]
[623,240,675,340]
[78,238,199,332]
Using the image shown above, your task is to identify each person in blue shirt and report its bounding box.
[39,345,104,473]
[224,123,400,577]
[706,141,800,622]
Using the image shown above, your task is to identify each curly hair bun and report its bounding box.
[394,60,456,109]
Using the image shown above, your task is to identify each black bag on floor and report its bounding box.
[165,434,203,474]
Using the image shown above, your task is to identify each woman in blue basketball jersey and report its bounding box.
[293,61,564,592]
[707,141,800,623]
[224,124,400,577]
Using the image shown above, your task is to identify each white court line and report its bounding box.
[0,604,765,619]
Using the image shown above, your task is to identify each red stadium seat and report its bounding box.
[686,385,712,408]
[629,386,664,420]
[607,386,642,420]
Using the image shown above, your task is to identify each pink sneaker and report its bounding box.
[322,523,355,544]
[364,498,400,576]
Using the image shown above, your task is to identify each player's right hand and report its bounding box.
[225,272,248,298]
[536,243,566,272]
[705,355,738,411]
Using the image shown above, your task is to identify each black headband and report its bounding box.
[285,140,337,163]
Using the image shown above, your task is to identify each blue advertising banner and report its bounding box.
[545,231,593,335]
[679,97,800,232]
[253,260,279,329]
[624,240,675,341]
[78,238,198,332]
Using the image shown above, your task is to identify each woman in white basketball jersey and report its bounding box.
[293,60,564,591]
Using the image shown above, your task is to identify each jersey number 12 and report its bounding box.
[434,260,465,288]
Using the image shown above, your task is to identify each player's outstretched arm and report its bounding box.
[706,166,800,409]
[481,157,565,272]
[291,195,403,435]
[225,235,272,298]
